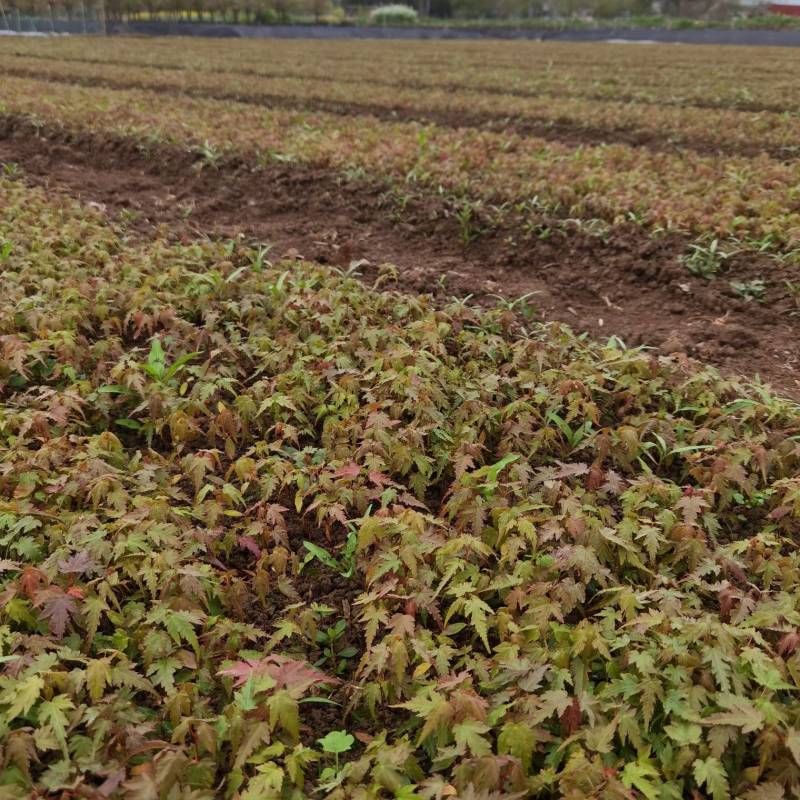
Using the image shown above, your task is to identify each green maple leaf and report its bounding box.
[621,761,660,800]
[453,720,492,757]
[462,595,494,652]
[741,647,792,691]
[37,694,75,756]
[268,689,300,743]
[0,674,43,721]
[86,657,112,702]
[704,646,732,693]
[703,694,764,734]
[241,762,285,800]
[693,757,730,800]
[235,677,259,712]
[164,610,202,656]
[148,657,180,694]
[82,595,109,648]
[285,744,318,788]
[497,721,536,770]
[665,720,702,747]
[112,661,153,694]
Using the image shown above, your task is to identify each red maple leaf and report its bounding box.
[265,655,336,692]
[237,535,262,559]
[219,655,337,696]
[368,471,397,488]
[218,659,260,687]
[334,462,361,479]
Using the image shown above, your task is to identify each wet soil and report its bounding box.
[1,114,798,397]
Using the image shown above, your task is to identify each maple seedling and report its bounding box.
[315,618,358,675]
[318,730,355,779]
[301,530,358,579]
[462,453,519,499]
[141,337,199,387]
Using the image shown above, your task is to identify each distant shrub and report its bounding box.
[253,7,278,23]
[368,3,419,24]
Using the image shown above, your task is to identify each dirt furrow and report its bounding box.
[1,113,798,396]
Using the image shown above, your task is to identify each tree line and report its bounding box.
[0,0,739,27]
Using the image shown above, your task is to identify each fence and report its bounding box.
[0,5,104,32]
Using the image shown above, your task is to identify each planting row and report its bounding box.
[5,36,800,113]
[3,74,800,251]
[2,52,798,158]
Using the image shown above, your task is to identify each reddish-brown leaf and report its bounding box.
[778,630,800,657]
[34,588,78,638]
[560,697,582,736]
[237,535,262,559]
[20,566,47,598]
[368,471,396,488]
[334,462,361,479]
[58,549,96,576]
[585,464,605,491]
[718,586,737,623]
[219,655,336,693]
[553,461,589,480]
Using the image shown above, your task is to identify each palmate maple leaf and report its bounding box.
[553,461,590,480]
[677,490,709,526]
[237,535,262,559]
[33,587,79,638]
[218,654,337,696]
[368,471,397,488]
[334,462,361,479]
[19,565,47,598]
[57,549,97,576]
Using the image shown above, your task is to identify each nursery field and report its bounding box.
[3,36,800,800]
[3,39,800,392]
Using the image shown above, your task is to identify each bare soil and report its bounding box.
[1,114,798,397]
